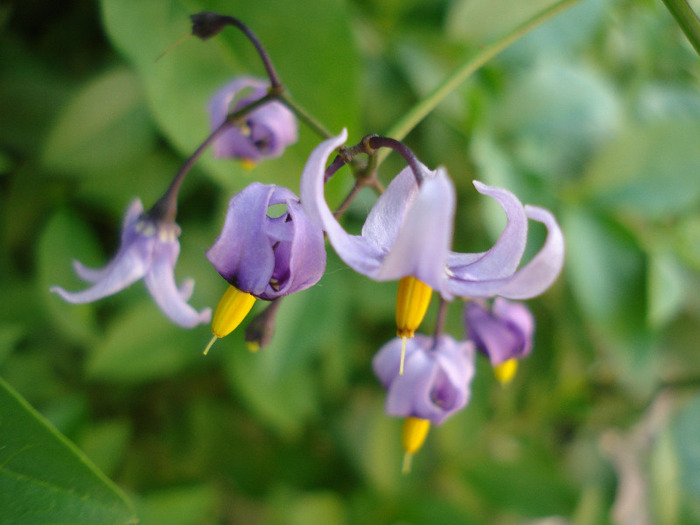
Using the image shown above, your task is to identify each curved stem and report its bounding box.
[147,95,277,223]
[191,13,282,88]
[367,136,424,185]
[277,91,335,140]
[661,0,700,56]
[377,0,583,166]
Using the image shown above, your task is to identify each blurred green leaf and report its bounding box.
[0,377,136,525]
[87,302,209,384]
[0,324,23,366]
[491,60,620,179]
[581,120,700,219]
[135,485,217,525]
[37,209,101,345]
[647,249,687,329]
[79,419,132,479]
[671,394,700,501]
[41,67,156,176]
[563,207,646,332]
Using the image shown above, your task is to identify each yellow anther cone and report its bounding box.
[203,285,256,355]
[493,358,518,385]
[395,277,432,375]
[401,417,431,474]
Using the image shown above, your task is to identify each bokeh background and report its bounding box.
[2,0,700,523]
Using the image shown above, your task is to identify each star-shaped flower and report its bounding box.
[51,199,211,328]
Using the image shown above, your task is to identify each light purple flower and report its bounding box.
[373,334,476,425]
[300,130,565,301]
[51,200,211,328]
[464,298,535,366]
[206,183,326,300]
[208,76,297,162]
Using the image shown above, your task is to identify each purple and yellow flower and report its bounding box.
[373,334,476,471]
[208,76,297,165]
[204,182,326,352]
[464,298,535,384]
[300,130,564,370]
[51,199,211,328]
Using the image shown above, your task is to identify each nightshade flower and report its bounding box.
[208,76,297,164]
[373,334,476,424]
[373,334,476,472]
[51,199,211,328]
[300,130,564,372]
[204,182,326,352]
[464,298,535,384]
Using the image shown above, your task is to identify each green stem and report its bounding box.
[277,91,335,140]
[377,0,584,166]
[661,0,700,56]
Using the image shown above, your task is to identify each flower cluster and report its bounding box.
[51,11,565,473]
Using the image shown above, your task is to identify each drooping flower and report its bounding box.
[51,199,211,328]
[208,76,297,163]
[373,334,476,425]
[300,130,565,298]
[464,298,535,384]
[204,182,326,351]
[300,131,564,370]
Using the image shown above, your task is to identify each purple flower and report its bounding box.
[373,334,476,425]
[206,183,326,300]
[208,76,297,162]
[51,200,211,328]
[464,298,535,366]
[300,130,565,301]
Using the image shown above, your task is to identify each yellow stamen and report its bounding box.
[401,417,431,474]
[203,285,256,355]
[395,276,433,374]
[493,358,518,385]
[240,159,256,171]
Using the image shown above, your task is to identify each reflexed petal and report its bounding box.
[144,241,211,328]
[300,130,385,276]
[72,199,145,284]
[50,235,154,303]
[495,206,565,299]
[447,181,528,280]
[447,206,564,299]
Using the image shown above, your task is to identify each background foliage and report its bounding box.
[1,0,700,523]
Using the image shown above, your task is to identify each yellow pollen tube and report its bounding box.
[395,276,433,375]
[203,285,256,355]
[401,417,431,474]
[493,358,518,385]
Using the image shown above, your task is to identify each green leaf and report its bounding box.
[581,120,700,219]
[647,249,687,329]
[37,209,101,345]
[41,66,156,176]
[87,302,209,384]
[563,207,646,332]
[135,485,217,525]
[0,377,137,525]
